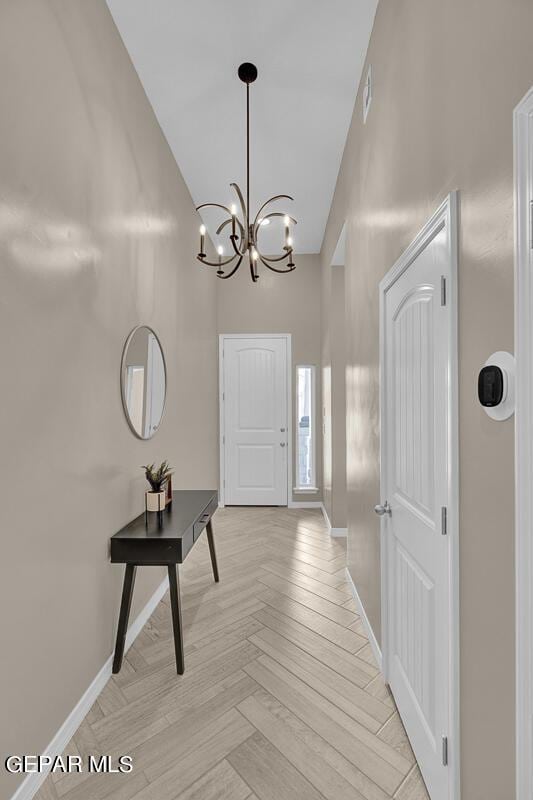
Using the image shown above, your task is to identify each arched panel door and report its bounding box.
[223,337,288,505]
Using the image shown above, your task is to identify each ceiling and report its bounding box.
[106,0,377,254]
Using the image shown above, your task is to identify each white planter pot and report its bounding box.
[146,490,166,512]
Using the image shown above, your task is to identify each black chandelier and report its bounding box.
[196,62,296,282]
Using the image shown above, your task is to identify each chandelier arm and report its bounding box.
[216,255,244,279]
[252,194,294,229]
[215,217,245,238]
[256,249,294,263]
[258,255,295,274]
[230,183,248,247]
[215,218,246,256]
[196,202,233,216]
[231,235,244,257]
[254,211,298,250]
[197,252,239,268]
[256,211,298,225]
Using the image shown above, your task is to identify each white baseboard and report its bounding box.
[288,500,323,509]
[330,527,348,537]
[10,576,169,800]
[320,503,347,537]
[345,568,382,670]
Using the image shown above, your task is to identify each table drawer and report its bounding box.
[111,537,182,564]
[193,495,218,541]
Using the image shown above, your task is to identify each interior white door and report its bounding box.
[515,88,533,800]
[381,213,454,799]
[223,336,288,505]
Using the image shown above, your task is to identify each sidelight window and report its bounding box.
[296,365,316,489]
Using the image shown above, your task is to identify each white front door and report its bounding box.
[223,336,288,506]
[381,198,457,800]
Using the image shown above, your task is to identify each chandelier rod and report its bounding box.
[246,81,250,237]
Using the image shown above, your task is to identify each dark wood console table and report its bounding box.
[110,489,219,675]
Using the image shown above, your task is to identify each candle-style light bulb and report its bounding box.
[217,245,224,257]
[287,236,293,249]
[250,248,259,281]
[199,224,206,257]
[284,214,290,247]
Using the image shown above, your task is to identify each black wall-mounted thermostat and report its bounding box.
[478,365,504,407]
[478,351,515,421]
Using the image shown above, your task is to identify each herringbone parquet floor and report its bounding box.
[36,506,429,800]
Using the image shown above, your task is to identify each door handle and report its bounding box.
[280,428,286,432]
[374,501,391,516]
[280,442,286,447]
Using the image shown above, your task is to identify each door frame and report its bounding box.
[514,86,533,800]
[218,333,292,507]
[378,193,460,799]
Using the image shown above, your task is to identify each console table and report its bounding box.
[110,489,219,675]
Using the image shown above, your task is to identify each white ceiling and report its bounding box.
[106,0,377,254]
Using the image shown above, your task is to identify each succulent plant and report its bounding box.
[141,461,173,493]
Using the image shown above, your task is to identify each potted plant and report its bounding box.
[142,461,173,512]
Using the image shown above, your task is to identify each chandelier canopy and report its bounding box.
[196,62,296,283]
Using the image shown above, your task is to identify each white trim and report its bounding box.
[218,334,293,507]
[10,576,169,800]
[515,85,533,800]
[378,192,460,799]
[288,500,322,509]
[345,568,382,669]
[320,502,347,537]
[218,338,225,507]
[330,528,347,538]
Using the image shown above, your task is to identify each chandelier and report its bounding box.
[196,62,296,282]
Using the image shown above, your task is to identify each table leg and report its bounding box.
[206,520,219,583]
[112,564,137,674]
[168,564,184,675]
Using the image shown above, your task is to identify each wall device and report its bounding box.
[478,351,515,420]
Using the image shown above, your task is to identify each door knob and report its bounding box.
[280,428,286,432]
[374,501,391,516]
[280,442,286,447]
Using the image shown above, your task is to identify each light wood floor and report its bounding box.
[36,507,429,800]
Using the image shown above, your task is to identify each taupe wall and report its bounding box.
[321,258,347,528]
[0,2,217,796]
[217,254,322,503]
[330,265,347,527]
[320,0,531,795]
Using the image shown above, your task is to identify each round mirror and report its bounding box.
[121,326,167,439]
